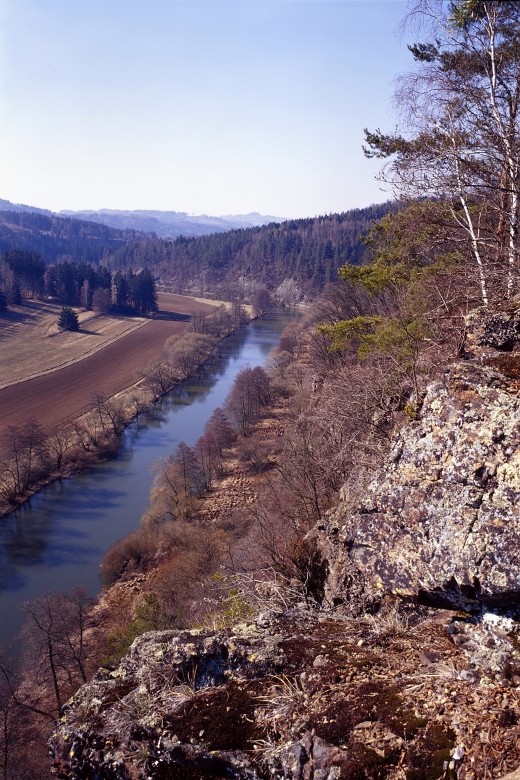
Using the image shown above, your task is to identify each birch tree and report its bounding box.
[364,0,520,304]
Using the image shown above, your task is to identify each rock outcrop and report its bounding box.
[50,309,520,779]
[50,609,520,779]
[320,358,520,615]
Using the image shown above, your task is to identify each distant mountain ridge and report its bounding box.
[59,208,284,238]
[0,198,53,216]
[0,198,283,239]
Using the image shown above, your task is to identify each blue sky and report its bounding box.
[1,0,410,218]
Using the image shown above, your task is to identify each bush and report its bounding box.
[104,592,171,663]
[100,528,158,585]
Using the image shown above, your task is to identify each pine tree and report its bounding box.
[57,307,80,332]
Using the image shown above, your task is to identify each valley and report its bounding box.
[0,293,216,447]
[0,311,291,647]
[3,0,520,777]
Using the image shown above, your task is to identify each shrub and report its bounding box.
[100,528,158,586]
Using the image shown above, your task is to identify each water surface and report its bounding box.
[0,312,293,644]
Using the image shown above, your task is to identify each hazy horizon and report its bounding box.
[1,0,410,219]
[0,194,392,222]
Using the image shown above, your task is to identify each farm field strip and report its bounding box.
[0,301,147,389]
[0,293,217,440]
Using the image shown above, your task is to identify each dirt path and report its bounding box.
[0,293,216,437]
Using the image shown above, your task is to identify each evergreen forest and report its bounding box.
[0,202,397,304]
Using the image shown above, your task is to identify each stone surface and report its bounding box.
[464,302,520,354]
[50,624,286,779]
[319,359,520,614]
[50,609,520,779]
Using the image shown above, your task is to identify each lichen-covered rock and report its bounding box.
[50,625,287,778]
[50,610,520,779]
[319,360,520,614]
[464,302,520,353]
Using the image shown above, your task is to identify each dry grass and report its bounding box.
[0,299,146,389]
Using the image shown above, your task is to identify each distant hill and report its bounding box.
[0,198,52,215]
[59,208,284,238]
[0,210,145,265]
[0,197,284,240]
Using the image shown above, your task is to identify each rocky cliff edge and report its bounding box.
[50,309,520,779]
[319,311,520,616]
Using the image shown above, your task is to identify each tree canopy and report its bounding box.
[364,0,520,305]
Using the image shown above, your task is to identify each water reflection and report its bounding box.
[0,311,296,643]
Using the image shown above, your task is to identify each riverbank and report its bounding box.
[1,311,293,652]
[0,298,252,518]
[2,332,298,779]
[0,311,298,780]
[85,359,296,661]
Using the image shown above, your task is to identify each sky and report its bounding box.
[0,0,411,219]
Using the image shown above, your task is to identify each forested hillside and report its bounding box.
[107,202,398,297]
[0,211,144,266]
[0,202,398,301]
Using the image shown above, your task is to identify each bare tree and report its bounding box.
[92,393,127,437]
[91,286,112,314]
[252,285,272,316]
[225,367,271,436]
[139,359,179,397]
[165,332,216,376]
[46,425,76,470]
[274,278,302,306]
[0,676,18,780]
[19,588,94,716]
[70,418,101,453]
[196,407,236,483]
[0,421,47,503]
[151,442,207,523]
[190,311,208,334]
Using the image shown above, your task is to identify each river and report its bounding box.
[0,311,294,646]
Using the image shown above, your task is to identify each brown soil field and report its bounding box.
[0,301,144,389]
[0,293,217,439]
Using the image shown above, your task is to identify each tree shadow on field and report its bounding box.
[154,309,190,322]
[0,306,41,339]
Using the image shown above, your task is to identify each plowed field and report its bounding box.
[0,293,216,438]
